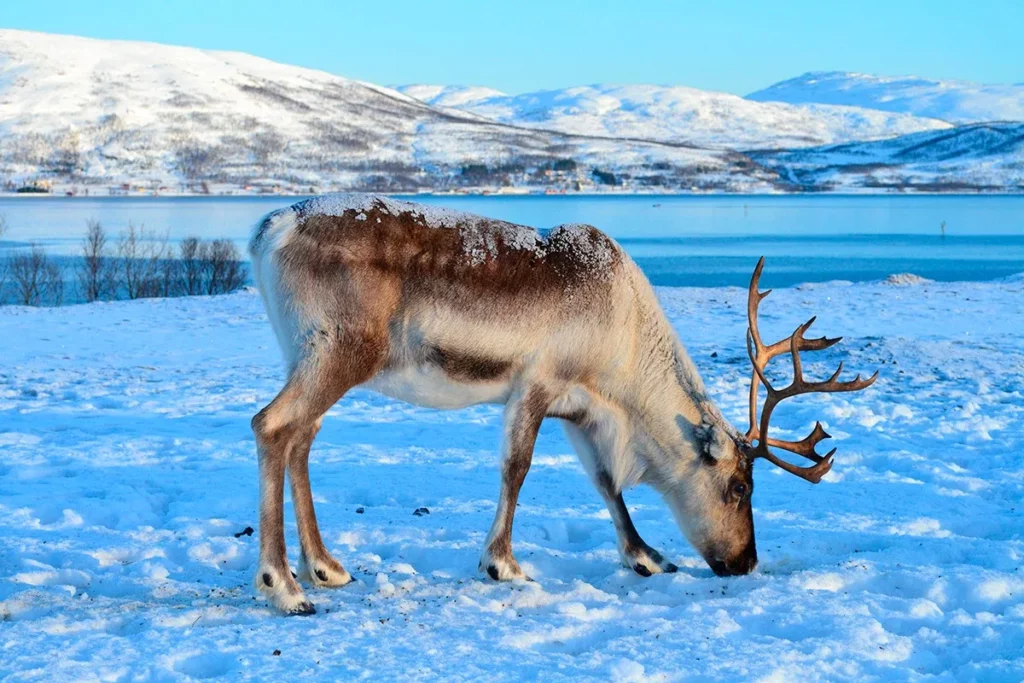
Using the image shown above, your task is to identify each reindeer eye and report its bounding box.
[732,482,748,497]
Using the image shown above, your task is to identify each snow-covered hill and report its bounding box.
[752,122,1024,191]
[0,30,1021,194]
[397,83,950,149]
[0,29,766,193]
[748,71,1024,124]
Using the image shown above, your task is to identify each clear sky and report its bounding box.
[3,0,1021,95]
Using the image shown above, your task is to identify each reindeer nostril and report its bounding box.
[708,558,732,577]
[707,553,757,577]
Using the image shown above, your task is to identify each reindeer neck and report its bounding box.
[623,298,736,482]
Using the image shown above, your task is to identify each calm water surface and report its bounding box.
[1,195,1022,287]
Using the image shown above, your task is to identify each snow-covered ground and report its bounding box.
[1,276,1022,681]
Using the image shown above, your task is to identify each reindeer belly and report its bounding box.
[361,364,512,409]
[360,311,531,409]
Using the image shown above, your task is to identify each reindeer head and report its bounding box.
[670,258,878,577]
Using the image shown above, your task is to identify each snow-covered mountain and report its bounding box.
[0,29,771,193]
[748,71,1024,124]
[0,29,1020,194]
[397,83,950,149]
[751,122,1024,191]
[396,85,507,111]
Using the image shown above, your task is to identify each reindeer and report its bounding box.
[248,194,877,614]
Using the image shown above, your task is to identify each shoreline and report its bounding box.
[3,190,1024,200]
[3,270,1021,311]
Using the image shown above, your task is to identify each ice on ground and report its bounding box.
[0,277,1022,680]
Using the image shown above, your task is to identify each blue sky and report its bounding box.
[3,0,1021,94]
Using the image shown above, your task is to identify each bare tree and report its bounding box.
[171,134,224,181]
[156,247,181,298]
[42,259,64,306]
[203,239,247,295]
[117,223,164,299]
[78,219,113,302]
[0,215,7,304]
[179,236,204,295]
[52,131,84,178]
[10,244,49,306]
[251,131,286,168]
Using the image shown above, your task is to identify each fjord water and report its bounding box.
[1,194,1022,287]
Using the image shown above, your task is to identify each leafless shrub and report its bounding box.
[0,258,7,304]
[171,134,224,181]
[179,236,204,295]
[42,259,64,306]
[51,131,84,177]
[77,219,114,302]
[4,133,51,166]
[117,222,166,299]
[0,216,7,302]
[9,244,50,306]
[203,239,247,295]
[251,131,287,167]
[156,252,181,298]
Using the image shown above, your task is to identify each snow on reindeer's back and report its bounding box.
[290,193,549,265]
[255,194,621,272]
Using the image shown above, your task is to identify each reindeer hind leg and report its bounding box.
[290,417,354,589]
[252,332,387,613]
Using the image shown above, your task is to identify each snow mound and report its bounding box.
[883,273,933,286]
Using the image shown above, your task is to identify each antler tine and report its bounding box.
[758,422,832,463]
[746,263,843,439]
[744,257,879,483]
[757,446,835,484]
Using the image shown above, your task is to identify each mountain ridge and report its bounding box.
[396,82,950,150]
[0,29,1020,194]
[748,71,1024,124]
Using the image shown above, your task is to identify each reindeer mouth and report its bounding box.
[706,554,758,577]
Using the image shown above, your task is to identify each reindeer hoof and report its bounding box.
[297,555,353,588]
[288,601,316,616]
[623,544,676,576]
[479,553,530,581]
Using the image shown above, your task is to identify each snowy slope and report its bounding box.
[397,84,508,110]
[748,71,1024,124]
[753,122,1024,191]
[0,30,759,192]
[1,276,1022,680]
[398,83,951,149]
[0,30,1020,193]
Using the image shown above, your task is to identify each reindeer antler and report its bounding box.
[745,257,878,483]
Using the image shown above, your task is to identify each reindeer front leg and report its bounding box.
[480,385,549,581]
[594,471,678,576]
[562,421,678,577]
